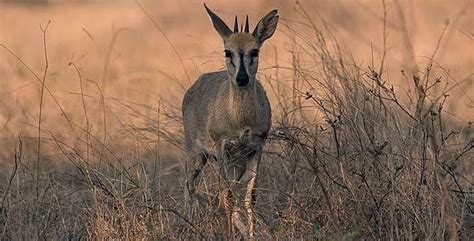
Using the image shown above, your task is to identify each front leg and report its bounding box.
[220,133,263,240]
[241,151,261,240]
[226,151,259,240]
[218,139,248,239]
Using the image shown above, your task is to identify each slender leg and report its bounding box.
[221,186,248,239]
[242,151,260,240]
[219,139,251,239]
[185,151,212,205]
[245,177,257,240]
[221,188,234,238]
[232,205,248,240]
[220,135,263,239]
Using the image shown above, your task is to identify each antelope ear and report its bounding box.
[204,3,232,39]
[253,9,279,44]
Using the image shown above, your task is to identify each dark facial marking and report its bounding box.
[224,49,235,67]
[236,51,249,86]
[249,49,259,65]
[250,49,259,58]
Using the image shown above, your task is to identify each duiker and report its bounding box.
[182,3,278,239]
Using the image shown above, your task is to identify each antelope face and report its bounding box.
[204,4,279,87]
[223,34,260,87]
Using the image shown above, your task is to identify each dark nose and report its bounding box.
[237,53,249,86]
[236,60,249,86]
[236,76,249,86]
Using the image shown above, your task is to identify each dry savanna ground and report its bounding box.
[0,0,473,239]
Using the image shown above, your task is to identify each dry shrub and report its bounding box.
[255,7,473,240]
[0,3,472,240]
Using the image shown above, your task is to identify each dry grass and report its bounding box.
[0,0,473,240]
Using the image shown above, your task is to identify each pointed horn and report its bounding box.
[240,21,243,32]
[245,15,249,33]
[234,15,239,33]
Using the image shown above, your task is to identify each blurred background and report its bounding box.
[0,0,472,157]
[0,1,472,239]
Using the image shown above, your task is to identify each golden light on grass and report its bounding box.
[0,0,472,239]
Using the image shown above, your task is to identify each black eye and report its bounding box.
[224,50,232,58]
[250,50,259,58]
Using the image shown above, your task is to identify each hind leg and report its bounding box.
[185,150,214,204]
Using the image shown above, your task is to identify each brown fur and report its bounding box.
[183,4,278,239]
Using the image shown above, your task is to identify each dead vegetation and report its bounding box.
[0,1,472,240]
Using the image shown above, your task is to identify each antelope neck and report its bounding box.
[228,81,258,124]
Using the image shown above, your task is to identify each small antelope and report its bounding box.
[182,3,278,239]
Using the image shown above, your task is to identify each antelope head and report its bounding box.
[204,4,279,87]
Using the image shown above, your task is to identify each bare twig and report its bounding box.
[36,20,51,198]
